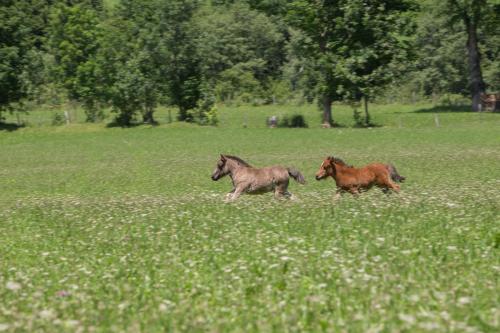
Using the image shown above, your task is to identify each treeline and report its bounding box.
[1,0,499,126]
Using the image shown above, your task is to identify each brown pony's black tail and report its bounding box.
[387,164,406,183]
[287,168,306,184]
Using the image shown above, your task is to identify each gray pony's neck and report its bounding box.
[225,159,247,183]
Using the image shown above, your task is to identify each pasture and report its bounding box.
[0,104,499,332]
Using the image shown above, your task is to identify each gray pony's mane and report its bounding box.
[224,155,252,167]
[329,156,353,168]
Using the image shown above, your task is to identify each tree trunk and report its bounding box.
[143,106,155,124]
[322,94,332,127]
[178,107,188,121]
[465,18,485,111]
[364,95,371,126]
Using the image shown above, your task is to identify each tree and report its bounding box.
[196,2,285,103]
[48,2,103,121]
[446,0,499,111]
[95,0,162,125]
[158,0,202,121]
[0,0,52,119]
[406,2,469,98]
[96,0,202,126]
[339,0,416,125]
[287,0,414,126]
[287,1,341,126]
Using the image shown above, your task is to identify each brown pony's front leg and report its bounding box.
[333,188,344,203]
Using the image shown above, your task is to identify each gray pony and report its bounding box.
[211,154,306,201]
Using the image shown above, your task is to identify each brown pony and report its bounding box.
[315,156,405,200]
[211,154,306,201]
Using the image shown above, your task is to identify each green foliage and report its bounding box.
[187,86,219,126]
[287,0,416,124]
[353,106,364,127]
[197,2,286,103]
[95,0,202,125]
[48,2,103,122]
[2,0,500,125]
[51,112,65,126]
[0,0,52,117]
[159,0,203,121]
[403,4,468,97]
[214,63,264,103]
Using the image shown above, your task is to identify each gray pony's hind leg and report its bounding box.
[275,181,294,200]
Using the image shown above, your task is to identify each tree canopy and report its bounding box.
[1,0,499,124]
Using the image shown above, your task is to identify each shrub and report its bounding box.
[278,114,308,128]
[51,112,65,126]
[187,89,219,126]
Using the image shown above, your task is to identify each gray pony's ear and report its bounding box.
[220,154,226,161]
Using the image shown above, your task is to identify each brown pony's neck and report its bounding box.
[329,159,352,179]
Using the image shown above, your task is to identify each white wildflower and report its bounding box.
[39,309,55,319]
[409,294,420,302]
[458,297,471,305]
[64,320,80,328]
[398,313,416,324]
[6,281,21,291]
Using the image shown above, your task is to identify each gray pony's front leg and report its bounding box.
[228,186,245,201]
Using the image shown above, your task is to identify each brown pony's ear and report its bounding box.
[220,154,226,161]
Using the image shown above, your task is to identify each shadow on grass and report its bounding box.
[106,121,159,128]
[0,122,25,132]
[352,122,382,129]
[413,105,471,113]
[323,122,348,129]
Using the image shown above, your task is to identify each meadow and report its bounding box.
[0,104,499,332]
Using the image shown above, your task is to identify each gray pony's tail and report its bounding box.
[387,164,406,183]
[287,168,306,184]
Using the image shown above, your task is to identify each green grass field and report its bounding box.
[1,104,499,332]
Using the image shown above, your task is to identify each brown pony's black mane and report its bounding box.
[224,155,252,167]
[329,156,353,168]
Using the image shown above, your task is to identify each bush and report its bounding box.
[437,94,469,106]
[186,89,219,126]
[51,112,65,126]
[278,114,308,128]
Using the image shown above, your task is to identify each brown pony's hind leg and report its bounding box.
[379,174,400,193]
[348,187,360,197]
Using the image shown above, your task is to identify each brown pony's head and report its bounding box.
[211,154,229,181]
[315,156,336,180]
